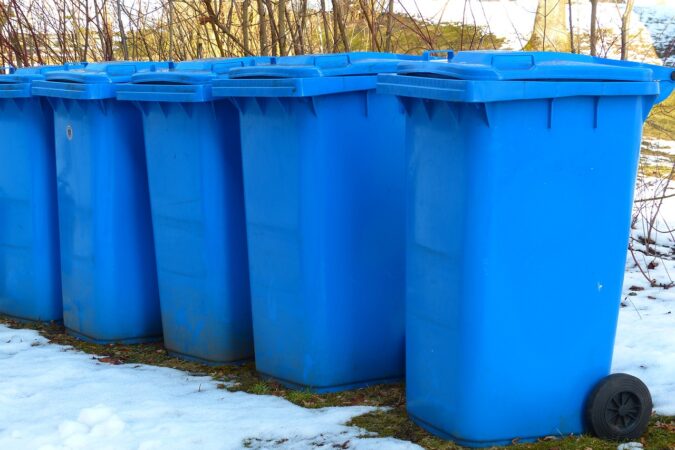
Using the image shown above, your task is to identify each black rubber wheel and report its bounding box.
[585,373,652,440]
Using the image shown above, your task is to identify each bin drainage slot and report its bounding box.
[44,78,85,84]
[135,81,194,86]
[234,73,376,80]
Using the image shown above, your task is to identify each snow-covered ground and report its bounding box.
[613,145,675,416]
[0,141,673,449]
[0,326,418,450]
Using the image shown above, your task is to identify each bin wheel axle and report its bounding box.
[586,373,652,441]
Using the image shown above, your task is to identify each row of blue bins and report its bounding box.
[1,51,673,446]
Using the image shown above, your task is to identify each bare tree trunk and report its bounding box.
[278,0,287,55]
[358,0,379,51]
[332,0,350,52]
[242,0,250,53]
[104,13,114,60]
[621,0,635,60]
[257,0,269,55]
[331,0,339,51]
[264,0,279,55]
[319,0,332,52]
[460,0,468,50]
[296,0,308,54]
[224,1,235,54]
[168,0,174,60]
[385,0,394,52]
[210,21,227,56]
[59,0,67,62]
[284,8,299,54]
[83,0,92,61]
[116,0,129,59]
[92,0,113,60]
[590,0,598,56]
[567,0,575,53]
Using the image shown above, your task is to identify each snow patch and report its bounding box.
[0,326,419,450]
[613,152,675,416]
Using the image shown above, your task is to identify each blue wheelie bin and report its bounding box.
[377,52,675,446]
[115,57,271,364]
[32,61,170,343]
[0,64,84,322]
[211,52,432,392]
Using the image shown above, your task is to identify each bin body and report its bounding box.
[32,62,168,343]
[212,53,430,391]
[0,66,75,321]
[115,58,269,363]
[377,51,675,446]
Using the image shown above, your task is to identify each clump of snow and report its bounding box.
[0,327,419,450]
[617,443,644,450]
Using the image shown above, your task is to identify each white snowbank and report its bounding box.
[615,271,675,416]
[613,157,675,416]
[0,327,419,450]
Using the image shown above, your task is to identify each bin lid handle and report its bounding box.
[422,50,454,62]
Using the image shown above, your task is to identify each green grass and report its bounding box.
[2,316,673,450]
[250,381,272,395]
[350,410,675,450]
[645,93,675,141]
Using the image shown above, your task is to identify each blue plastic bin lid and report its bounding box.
[377,51,675,103]
[228,52,441,79]
[32,61,173,100]
[0,63,86,98]
[129,57,275,84]
[116,57,275,102]
[212,51,442,98]
[396,51,670,81]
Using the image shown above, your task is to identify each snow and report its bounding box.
[0,328,419,450]
[617,443,644,450]
[613,156,675,416]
